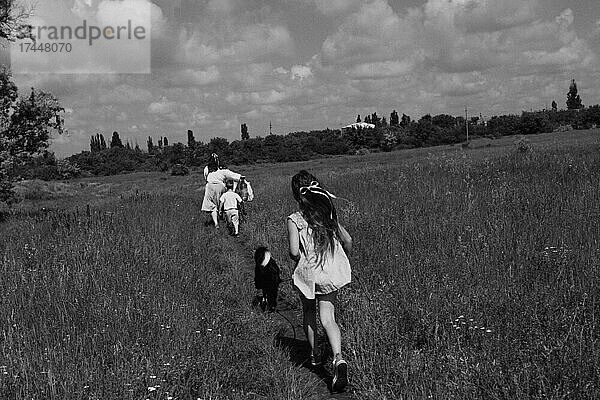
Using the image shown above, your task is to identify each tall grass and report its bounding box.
[1,139,599,398]
[0,194,318,399]
[244,143,600,399]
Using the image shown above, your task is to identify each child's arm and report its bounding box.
[338,223,353,254]
[287,219,301,262]
[222,169,242,182]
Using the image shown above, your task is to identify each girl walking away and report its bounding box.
[201,153,245,228]
[287,170,353,393]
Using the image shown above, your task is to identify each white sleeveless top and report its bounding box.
[288,212,351,299]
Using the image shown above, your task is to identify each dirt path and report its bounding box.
[215,225,357,399]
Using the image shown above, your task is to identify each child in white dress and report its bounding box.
[286,170,352,393]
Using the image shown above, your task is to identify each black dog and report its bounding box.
[254,247,281,312]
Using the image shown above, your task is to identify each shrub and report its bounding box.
[515,136,532,153]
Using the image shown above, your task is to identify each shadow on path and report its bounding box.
[272,295,356,399]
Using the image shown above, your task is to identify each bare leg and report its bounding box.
[211,209,219,227]
[232,211,239,234]
[318,292,342,359]
[300,294,317,355]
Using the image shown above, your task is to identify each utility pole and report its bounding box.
[465,105,469,143]
[269,121,272,135]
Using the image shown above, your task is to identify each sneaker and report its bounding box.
[332,358,348,392]
[260,297,268,312]
[309,352,321,367]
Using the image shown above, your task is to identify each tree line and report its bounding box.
[11,104,600,181]
[61,100,599,178]
[3,52,599,203]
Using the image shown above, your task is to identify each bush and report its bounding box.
[515,136,532,153]
[56,159,82,180]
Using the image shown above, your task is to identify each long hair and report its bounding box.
[291,170,340,259]
[207,153,220,173]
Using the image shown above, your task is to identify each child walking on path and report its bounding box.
[219,180,243,237]
[286,170,353,393]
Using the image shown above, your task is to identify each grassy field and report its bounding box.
[1,129,600,399]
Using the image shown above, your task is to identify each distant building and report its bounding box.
[342,122,375,134]
[478,114,490,127]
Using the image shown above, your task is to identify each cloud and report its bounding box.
[231,63,274,88]
[207,0,236,14]
[348,60,416,79]
[436,73,488,97]
[167,66,221,87]
[249,89,290,105]
[423,0,539,34]
[178,23,295,67]
[291,65,313,80]
[310,0,363,16]
[321,0,415,65]
[148,97,177,114]
[98,84,153,105]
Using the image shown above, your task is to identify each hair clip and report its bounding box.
[300,181,337,199]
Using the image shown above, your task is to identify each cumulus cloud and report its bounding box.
[321,0,415,65]
[424,0,539,34]
[348,60,416,79]
[207,0,236,14]
[310,0,363,16]
[231,63,274,88]
[291,65,313,80]
[98,84,153,105]
[167,66,221,87]
[178,24,295,67]
[148,97,177,114]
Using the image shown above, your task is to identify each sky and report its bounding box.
[6,0,600,157]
